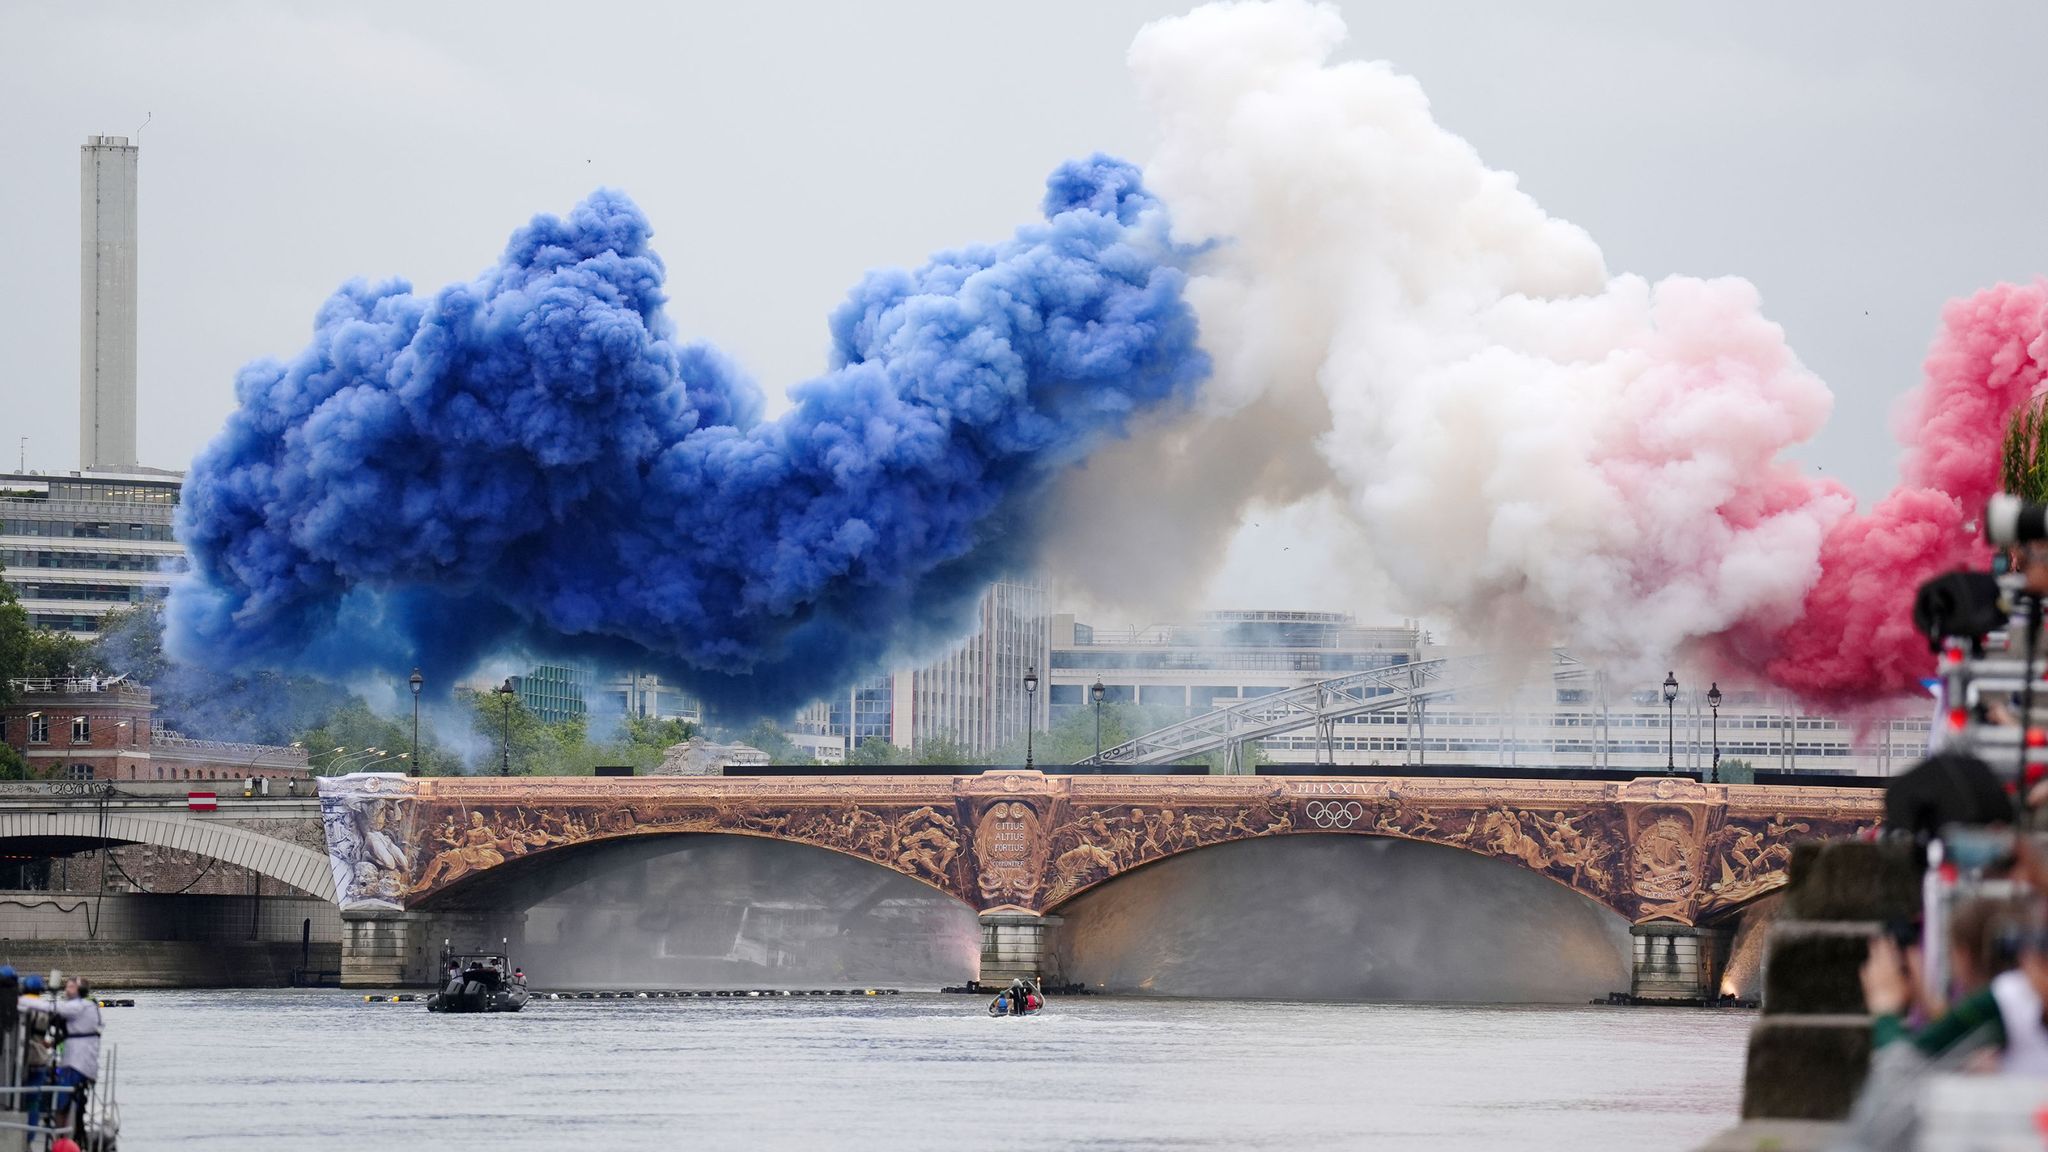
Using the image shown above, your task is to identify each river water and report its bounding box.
[107,991,1746,1150]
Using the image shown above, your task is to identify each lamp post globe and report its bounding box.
[1706,682,1722,785]
[1091,678,1106,764]
[408,668,424,777]
[1023,666,1039,770]
[1662,671,1680,773]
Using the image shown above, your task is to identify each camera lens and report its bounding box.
[1987,494,2048,546]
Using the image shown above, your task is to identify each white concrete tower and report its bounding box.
[79,134,139,472]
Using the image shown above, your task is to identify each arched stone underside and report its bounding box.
[0,808,336,900]
[416,828,974,912]
[322,771,1881,926]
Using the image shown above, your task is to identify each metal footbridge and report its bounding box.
[1089,649,1593,771]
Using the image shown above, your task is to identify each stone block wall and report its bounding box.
[0,891,341,943]
[1739,840,1917,1121]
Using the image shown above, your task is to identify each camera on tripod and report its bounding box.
[1912,496,2048,787]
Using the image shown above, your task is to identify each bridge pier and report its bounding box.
[341,910,433,987]
[1629,921,1732,1003]
[978,911,1061,987]
[342,908,528,987]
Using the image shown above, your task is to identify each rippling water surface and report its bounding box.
[108,991,1745,1150]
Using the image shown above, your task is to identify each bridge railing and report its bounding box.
[3,676,149,701]
[1092,649,1592,766]
[0,781,314,801]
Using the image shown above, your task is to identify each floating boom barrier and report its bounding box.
[363,988,900,1003]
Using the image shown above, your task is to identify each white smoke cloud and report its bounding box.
[1050,0,1849,670]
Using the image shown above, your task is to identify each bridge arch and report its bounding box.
[1046,832,1633,1001]
[0,807,335,900]
[416,827,975,912]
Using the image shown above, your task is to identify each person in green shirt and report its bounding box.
[1863,897,2022,1059]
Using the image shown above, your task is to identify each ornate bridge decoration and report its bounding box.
[318,771,1881,926]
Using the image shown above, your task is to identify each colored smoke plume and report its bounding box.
[1050,0,2048,703]
[167,157,1207,713]
[1735,284,2048,703]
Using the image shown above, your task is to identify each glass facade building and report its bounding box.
[512,664,596,726]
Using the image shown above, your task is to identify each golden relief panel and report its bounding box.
[1038,785,1296,906]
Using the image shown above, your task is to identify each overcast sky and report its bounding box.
[3,1,2044,619]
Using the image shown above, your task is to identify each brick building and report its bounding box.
[1,676,309,784]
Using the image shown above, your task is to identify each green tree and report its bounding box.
[1716,758,1757,785]
[621,713,697,753]
[0,582,28,704]
[735,719,814,766]
[0,580,99,688]
[911,731,987,766]
[459,688,590,776]
[2004,396,2048,505]
[847,737,899,765]
[297,696,442,775]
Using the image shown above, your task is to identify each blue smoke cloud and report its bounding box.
[167,156,1207,715]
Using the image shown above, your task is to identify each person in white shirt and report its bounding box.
[20,977,102,1141]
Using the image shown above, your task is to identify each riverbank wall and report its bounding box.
[0,890,342,987]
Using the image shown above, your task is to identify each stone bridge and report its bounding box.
[321,770,1881,994]
[0,783,333,900]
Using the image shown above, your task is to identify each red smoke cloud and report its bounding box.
[1727,283,2048,706]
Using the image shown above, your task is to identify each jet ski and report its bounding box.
[427,953,529,1014]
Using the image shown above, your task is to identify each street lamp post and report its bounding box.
[1023,666,1039,771]
[497,679,516,776]
[1662,671,1680,773]
[1091,679,1105,764]
[409,668,423,777]
[1707,682,1722,785]
[326,748,386,774]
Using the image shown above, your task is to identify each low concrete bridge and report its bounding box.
[320,770,1881,994]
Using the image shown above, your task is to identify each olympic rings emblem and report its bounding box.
[1304,800,1365,829]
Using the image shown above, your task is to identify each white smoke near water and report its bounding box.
[1051,0,1852,671]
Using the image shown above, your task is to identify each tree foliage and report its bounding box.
[1716,758,1757,785]
[0,580,102,698]
[2004,396,2048,505]
[847,737,898,766]
[91,602,348,744]
[445,689,704,776]
[734,720,814,766]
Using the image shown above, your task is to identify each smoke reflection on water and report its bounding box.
[1053,835,1631,1002]
[498,836,982,989]
[481,833,1629,1001]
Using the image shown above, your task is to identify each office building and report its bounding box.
[1048,610,1420,723]
[0,469,184,634]
[608,671,703,726]
[793,581,1050,757]
[1050,609,1928,776]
